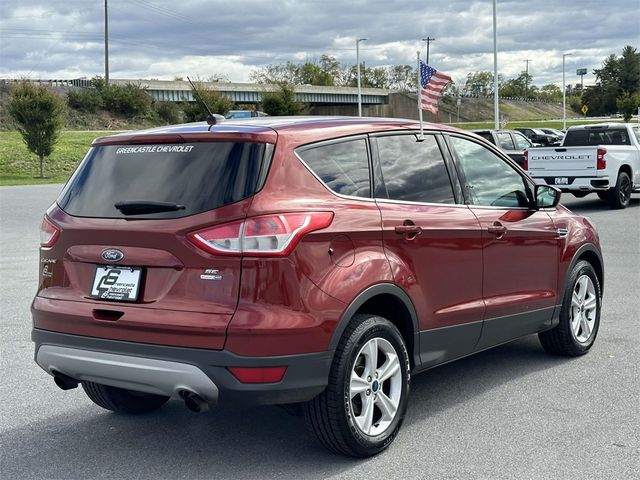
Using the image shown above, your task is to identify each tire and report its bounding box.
[539,260,601,356]
[303,314,410,457]
[597,191,608,201]
[607,171,632,209]
[82,382,169,414]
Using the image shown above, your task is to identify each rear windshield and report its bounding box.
[563,128,630,146]
[58,142,266,219]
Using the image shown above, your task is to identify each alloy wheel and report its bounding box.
[570,275,598,343]
[349,337,402,436]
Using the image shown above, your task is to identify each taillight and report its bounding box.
[597,148,606,170]
[188,212,334,257]
[227,366,287,384]
[523,150,529,171]
[40,216,60,247]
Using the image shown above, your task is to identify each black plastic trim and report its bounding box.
[562,243,605,297]
[328,283,420,367]
[32,329,333,405]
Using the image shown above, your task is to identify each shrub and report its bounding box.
[181,89,234,122]
[261,82,306,116]
[67,88,103,112]
[101,83,153,117]
[154,101,182,125]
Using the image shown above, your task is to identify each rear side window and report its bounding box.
[496,133,515,150]
[297,138,371,197]
[475,132,494,144]
[564,128,630,146]
[58,142,266,219]
[376,134,455,204]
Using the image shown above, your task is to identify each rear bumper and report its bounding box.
[530,176,610,191]
[33,329,332,405]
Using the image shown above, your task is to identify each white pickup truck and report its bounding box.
[526,123,640,208]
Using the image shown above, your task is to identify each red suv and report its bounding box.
[33,117,604,457]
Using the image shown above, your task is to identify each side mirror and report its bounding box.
[535,184,561,208]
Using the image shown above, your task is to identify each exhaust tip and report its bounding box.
[52,371,79,391]
[180,391,209,413]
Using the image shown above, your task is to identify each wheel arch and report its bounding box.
[328,283,420,369]
[563,244,604,298]
[618,164,633,185]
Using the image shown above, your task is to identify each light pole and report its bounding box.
[422,37,435,64]
[524,59,531,99]
[104,0,109,85]
[492,0,499,129]
[356,38,367,117]
[563,53,573,130]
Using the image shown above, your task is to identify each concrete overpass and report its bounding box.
[48,78,389,106]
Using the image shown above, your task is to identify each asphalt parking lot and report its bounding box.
[1,184,638,479]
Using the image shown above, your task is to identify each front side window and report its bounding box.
[633,127,640,144]
[376,134,455,204]
[297,138,370,198]
[513,133,532,150]
[449,136,530,208]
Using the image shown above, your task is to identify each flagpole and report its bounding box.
[417,51,424,140]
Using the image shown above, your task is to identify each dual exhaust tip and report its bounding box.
[52,372,210,413]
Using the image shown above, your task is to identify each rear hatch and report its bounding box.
[35,134,273,349]
[527,146,599,176]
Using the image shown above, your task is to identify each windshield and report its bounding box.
[58,142,266,219]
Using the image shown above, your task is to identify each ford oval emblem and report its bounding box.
[101,249,124,262]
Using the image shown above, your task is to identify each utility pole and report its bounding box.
[104,0,109,85]
[422,37,435,64]
[356,38,367,117]
[524,59,531,99]
[492,0,499,129]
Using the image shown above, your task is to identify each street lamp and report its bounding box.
[563,52,573,130]
[492,0,499,129]
[356,38,367,117]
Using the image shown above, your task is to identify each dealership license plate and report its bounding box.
[90,266,142,302]
[554,177,569,185]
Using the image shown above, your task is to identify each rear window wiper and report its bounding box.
[114,201,186,215]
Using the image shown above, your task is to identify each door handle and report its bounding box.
[394,225,423,234]
[487,221,507,236]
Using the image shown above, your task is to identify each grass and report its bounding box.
[0,131,118,186]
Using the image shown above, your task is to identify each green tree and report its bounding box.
[618,46,640,94]
[260,82,306,116]
[8,81,66,178]
[181,85,234,122]
[616,91,640,122]
[463,71,494,96]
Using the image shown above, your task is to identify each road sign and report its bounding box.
[576,68,588,76]
[581,105,589,115]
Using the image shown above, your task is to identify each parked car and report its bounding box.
[526,122,640,208]
[33,117,604,457]
[516,127,558,146]
[539,128,565,144]
[225,110,268,119]
[472,129,534,167]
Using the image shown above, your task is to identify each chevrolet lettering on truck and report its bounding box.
[525,123,640,208]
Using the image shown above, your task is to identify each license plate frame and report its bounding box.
[554,177,569,185]
[89,265,142,302]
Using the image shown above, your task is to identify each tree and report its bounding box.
[616,91,640,122]
[260,82,306,116]
[8,81,66,178]
[462,71,494,96]
[181,84,234,122]
[618,46,640,94]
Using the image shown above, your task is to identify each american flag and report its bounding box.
[419,61,452,114]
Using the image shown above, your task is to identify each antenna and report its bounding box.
[186,76,223,127]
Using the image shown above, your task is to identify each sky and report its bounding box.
[0,0,638,89]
